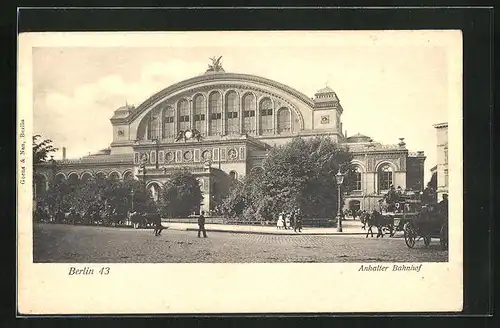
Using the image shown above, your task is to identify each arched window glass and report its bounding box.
[109,172,120,181]
[147,108,161,140]
[277,107,291,134]
[209,92,222,135]
[226,91,239,135]
[353,166,362,191]
[259,98,273,135]
[81,172,93,183]
[149,183,161,202]
[123,171,134,181]
[242,93,256,135]
[163,106,175,138]
[378,165,393,191]
[55,173,66,185]
[178,99,190,132]
[68,173,79,185]
[193,94,206,136]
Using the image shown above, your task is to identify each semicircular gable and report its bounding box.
[118,73,313,126]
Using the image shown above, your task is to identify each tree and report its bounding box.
[33,134,58,164]
[258,137,353,219]
[427,171,437,190]
[160,170,203,218]
[220,137,353,221]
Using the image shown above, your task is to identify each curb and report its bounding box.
[165,226,368,236]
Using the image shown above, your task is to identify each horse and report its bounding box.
[365,210,395,238]
[359,211,370,230]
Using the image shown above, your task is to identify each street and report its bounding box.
[33,223,448,263]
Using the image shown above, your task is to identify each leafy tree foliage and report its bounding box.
[160,170,203,218]
[33,134,58,164]
[426,171,437,190]
[221,137,353,220]
[37,176,155,216]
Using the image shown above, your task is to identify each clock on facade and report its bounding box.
[117,129,124,136]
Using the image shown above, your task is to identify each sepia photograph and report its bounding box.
[18,30,463,313]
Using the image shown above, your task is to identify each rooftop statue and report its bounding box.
[207,56,224,72]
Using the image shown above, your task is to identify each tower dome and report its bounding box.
[314,85,339,102]
[345,133,373,143]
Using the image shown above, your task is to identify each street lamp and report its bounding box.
[335,169,345,232]
[130,189,135,211]
[154,137,160,170]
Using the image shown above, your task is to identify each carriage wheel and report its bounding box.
[404,223,416,248]
[424,236,431,247]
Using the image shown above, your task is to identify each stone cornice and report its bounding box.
[110,73,313,124]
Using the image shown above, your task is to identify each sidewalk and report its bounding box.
[162,219,369,235]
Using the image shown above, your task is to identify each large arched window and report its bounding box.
[81,172,93,183]
[259,98,273,135]
[277,107,291,134]
[352,166,362,191]
[178,99,190,132]
[123,171,134,181]
[109,172,120,181]
[147,108,161,140]
[68,173,79,185]
[242,93,256,135]
[378,164,393,192]
[193,94,206,136]
[226,91,239,135]
[209,92,222,135]
[148,182,161,202]
[54,173,66,185]
[163,106,175,138]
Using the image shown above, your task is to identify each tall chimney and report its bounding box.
[62,147,66,160]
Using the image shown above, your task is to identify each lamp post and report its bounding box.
[335,169,345,232]
[155,137,160,170]
[130,189,135,211]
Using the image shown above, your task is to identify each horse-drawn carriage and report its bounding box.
[403,205,448,250]
[362,189,448,249]
[382,189,448,249]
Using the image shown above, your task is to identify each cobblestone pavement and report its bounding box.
[33,224,448,263]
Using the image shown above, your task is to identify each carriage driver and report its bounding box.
[438,194,448,217]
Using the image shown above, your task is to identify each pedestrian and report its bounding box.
[198,210,207,238]
[277,213,284,230]
[295,209,303,233]
[292,210,298,233]
[285,212,291,230]
[152,210,163,236]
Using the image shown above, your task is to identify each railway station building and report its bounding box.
[35,61,426,214]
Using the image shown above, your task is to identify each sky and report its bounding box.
[32,31,456,183]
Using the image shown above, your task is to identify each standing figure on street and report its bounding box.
[151,210,164,236]
[277,212,284,230]
[294,208,303,233]
[438,194,448,218]
[285,212,291,230]
[198,211,207,238]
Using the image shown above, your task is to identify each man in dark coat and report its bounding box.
[438,194,448,218]
[151,210,163,236]
[198,211,207,238]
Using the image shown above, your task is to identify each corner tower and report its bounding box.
[312,85,344,138]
